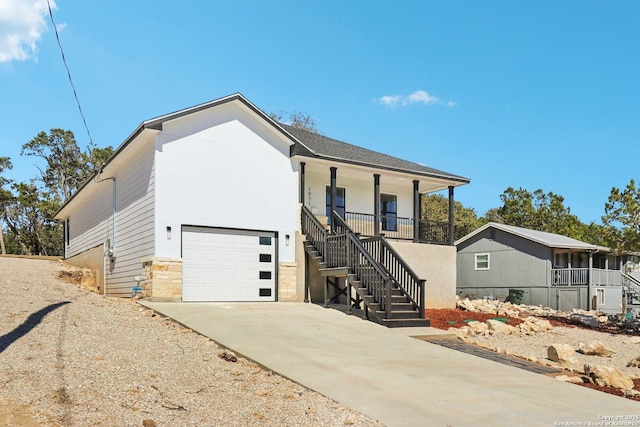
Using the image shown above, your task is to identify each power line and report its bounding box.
[46,0,94,146]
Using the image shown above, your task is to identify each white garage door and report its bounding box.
[182,226,276,302]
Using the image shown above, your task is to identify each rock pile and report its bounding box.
[453,297,640,394]
[452,316,554,340]
[456,296,611,326]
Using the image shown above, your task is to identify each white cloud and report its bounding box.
[0,0,54,62]
[378,95,402,107]
[377,89,456,108]
[402,90,439,106]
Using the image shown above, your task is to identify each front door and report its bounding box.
[381,194,397,232]
[326,186,345,223]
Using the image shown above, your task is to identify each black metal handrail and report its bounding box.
[301,205,327,257]
[346,232,393,317]
[360,236,425,315]
[302,206,425,318]
[331,210,351,235]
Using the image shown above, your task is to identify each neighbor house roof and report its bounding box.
[455,222,609,251]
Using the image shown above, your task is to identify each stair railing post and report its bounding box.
[304,253,310,303]
[385,277,392,319]
[419,279,426,319]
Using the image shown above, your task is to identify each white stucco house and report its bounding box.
[55,93,470,327]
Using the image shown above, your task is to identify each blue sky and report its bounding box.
[1,1,639,224]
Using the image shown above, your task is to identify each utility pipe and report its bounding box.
[95,169,116,258]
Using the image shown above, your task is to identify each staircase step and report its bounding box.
[380,318,431,328]
[319,267,350,277]
[389,302,417,311]
[373,310,422,320]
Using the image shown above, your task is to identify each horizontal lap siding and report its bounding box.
[105,144,155,297]
[66,186,112,259]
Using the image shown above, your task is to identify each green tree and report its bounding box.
[0,157,14,254]
[21,129,113,204]
[8,129,114,256]
[602,179,640,253]
[3,182,61,256]
[490,187,583,238]
[269,111,322,134]
[421,194,483,240]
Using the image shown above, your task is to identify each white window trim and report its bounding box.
[596,288,605,305]
[475,253,490,271]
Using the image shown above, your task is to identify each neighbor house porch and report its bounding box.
[551,250,623,287]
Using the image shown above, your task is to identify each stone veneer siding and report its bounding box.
[278,262,298,301]
[141,257,183,301]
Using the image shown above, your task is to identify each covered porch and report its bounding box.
[551,249,623,287]
[297,160,464,246]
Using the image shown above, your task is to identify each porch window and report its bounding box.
[596,288,605,305]
[475,253,490,270]
[554,252,568,268]
[381,194,397,232]
[326,186,345,224]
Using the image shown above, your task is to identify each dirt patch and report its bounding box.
[0,400,42,427]
[56,266,99,293]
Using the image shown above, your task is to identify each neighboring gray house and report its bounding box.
[455,222,628,314]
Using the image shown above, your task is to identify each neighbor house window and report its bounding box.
[475,253,490,270]
[596,288,605,305]
[381,194,397,232]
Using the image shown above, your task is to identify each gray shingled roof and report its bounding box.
[283,124,469,183]
[456,222,609,251]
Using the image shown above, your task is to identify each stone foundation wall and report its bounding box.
[278,262,298,301]
[141,257,182,301]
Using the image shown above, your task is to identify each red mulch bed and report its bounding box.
[426,308,523,330]
[425,308,640,402]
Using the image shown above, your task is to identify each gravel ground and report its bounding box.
[0,257,384,427]
[469,322,640,379]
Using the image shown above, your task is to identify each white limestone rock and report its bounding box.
[486,319,517,335]
[584,364,634,391]
[577,341,616,357]
[548,344,579,365]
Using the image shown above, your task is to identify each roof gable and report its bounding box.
[455,222,608,251]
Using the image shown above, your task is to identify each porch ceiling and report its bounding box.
[299,158,462,194]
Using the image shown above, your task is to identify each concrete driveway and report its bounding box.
[139,301,640,426]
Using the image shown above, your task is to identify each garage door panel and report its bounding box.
[182,227,276,302]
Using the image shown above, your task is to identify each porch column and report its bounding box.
[299,162,306,204]
[588,252,594,310]
[413,180,420,243]
[567,250,572,286]
[448,186,455,245]
[330,167,337,234]
[373,174,380,236]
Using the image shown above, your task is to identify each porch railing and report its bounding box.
[551,268,623,286]
[420,220,450,245]
[343,211,450,245]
